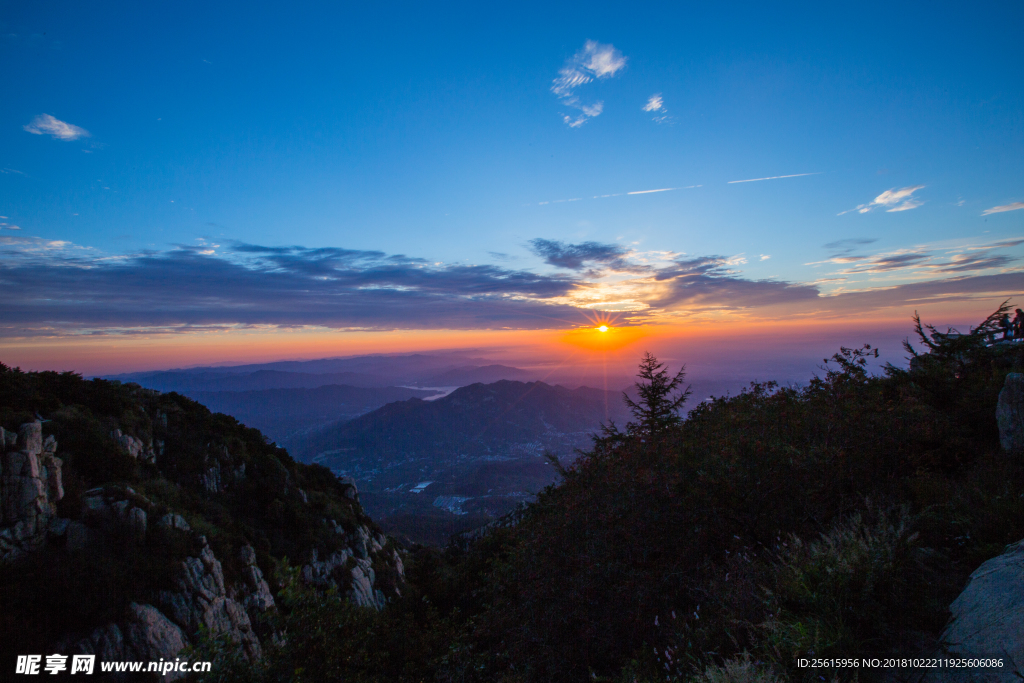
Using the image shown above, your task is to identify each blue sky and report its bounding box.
[1,0,1022,349]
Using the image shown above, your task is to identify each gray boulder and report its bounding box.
[926,539,1024,682]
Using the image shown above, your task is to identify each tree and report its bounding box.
[623,352,691,437]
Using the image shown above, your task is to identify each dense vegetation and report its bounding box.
[0,368,384,664]
[3,305,1022,683]
[207,306,1023,683]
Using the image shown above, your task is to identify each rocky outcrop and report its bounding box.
[301,521,400,610]
[1,412,405,664]
[924,539,1024,683]
[998,373,1024,453]
[0,422,65,561]
[112,428,156,464]
[80,485,151,544]
[238,544,276,613]
[158,535,264,660]
[67,603,189,681]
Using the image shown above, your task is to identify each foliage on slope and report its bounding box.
[0,364,382,659]
[292,307,1019,683]
[432,308,1024,683]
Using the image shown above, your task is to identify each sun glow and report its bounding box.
[598,325,608,332]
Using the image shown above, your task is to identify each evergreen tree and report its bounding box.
[623,352,691,437]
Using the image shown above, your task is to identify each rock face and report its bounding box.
[0,422,65,561]
[1,410,406,666]
[112,428,157,464]
[998,373,1024,453]
[157,536,265,660]
[300,521,401,610]
[69,603,189,680]
[925,539,1024,683]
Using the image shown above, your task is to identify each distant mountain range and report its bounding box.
[293,379,632,544]
[190,384,440,448]
[104,353,530,391]
[103,354,548,450]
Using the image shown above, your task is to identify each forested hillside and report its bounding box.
[0,368,404,676]
[2,307,1022,683]
[197,307,1023,683]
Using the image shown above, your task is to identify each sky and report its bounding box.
[1,1,1022,376]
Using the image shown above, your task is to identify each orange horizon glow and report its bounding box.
[1,295,1011,377]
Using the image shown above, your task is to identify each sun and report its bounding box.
[598,325,609,332]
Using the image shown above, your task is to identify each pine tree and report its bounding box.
[623,352,691,437]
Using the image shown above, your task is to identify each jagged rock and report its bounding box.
[299,526,395,610]
[350,558,386,609]
[201,462,221,493]
[0,422,64,561]
[158,536,261,660]
[157,512,191,531]
[67,603,188,681]
[925,539,1024,682]
[123,603,188,665]
[998,373,1024,453]
[302,547,354,587]
[18,421,42,456]
[238,545,275,612]
[111,429,156,464]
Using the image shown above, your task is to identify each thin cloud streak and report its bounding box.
[534,185,700,205]
[728,173,820,184]
[982,202,1024,215]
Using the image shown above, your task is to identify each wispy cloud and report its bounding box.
[552,40,626,128]
[643,94,663,112]
[642,93,671,124]
[839,185,925,215]
[982,201,1024,215]
[23,114,90,141]
[823,238,878,254]
[727,172,820,184]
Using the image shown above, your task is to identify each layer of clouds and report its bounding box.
[983,202,1024,215]
[1,235,1020,337]
[552,40,626,128]
[812,237,1021,276]
[0,239,584,334]
[23,114,90,141]
[649,256,820,309]
[840,186,925,215]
